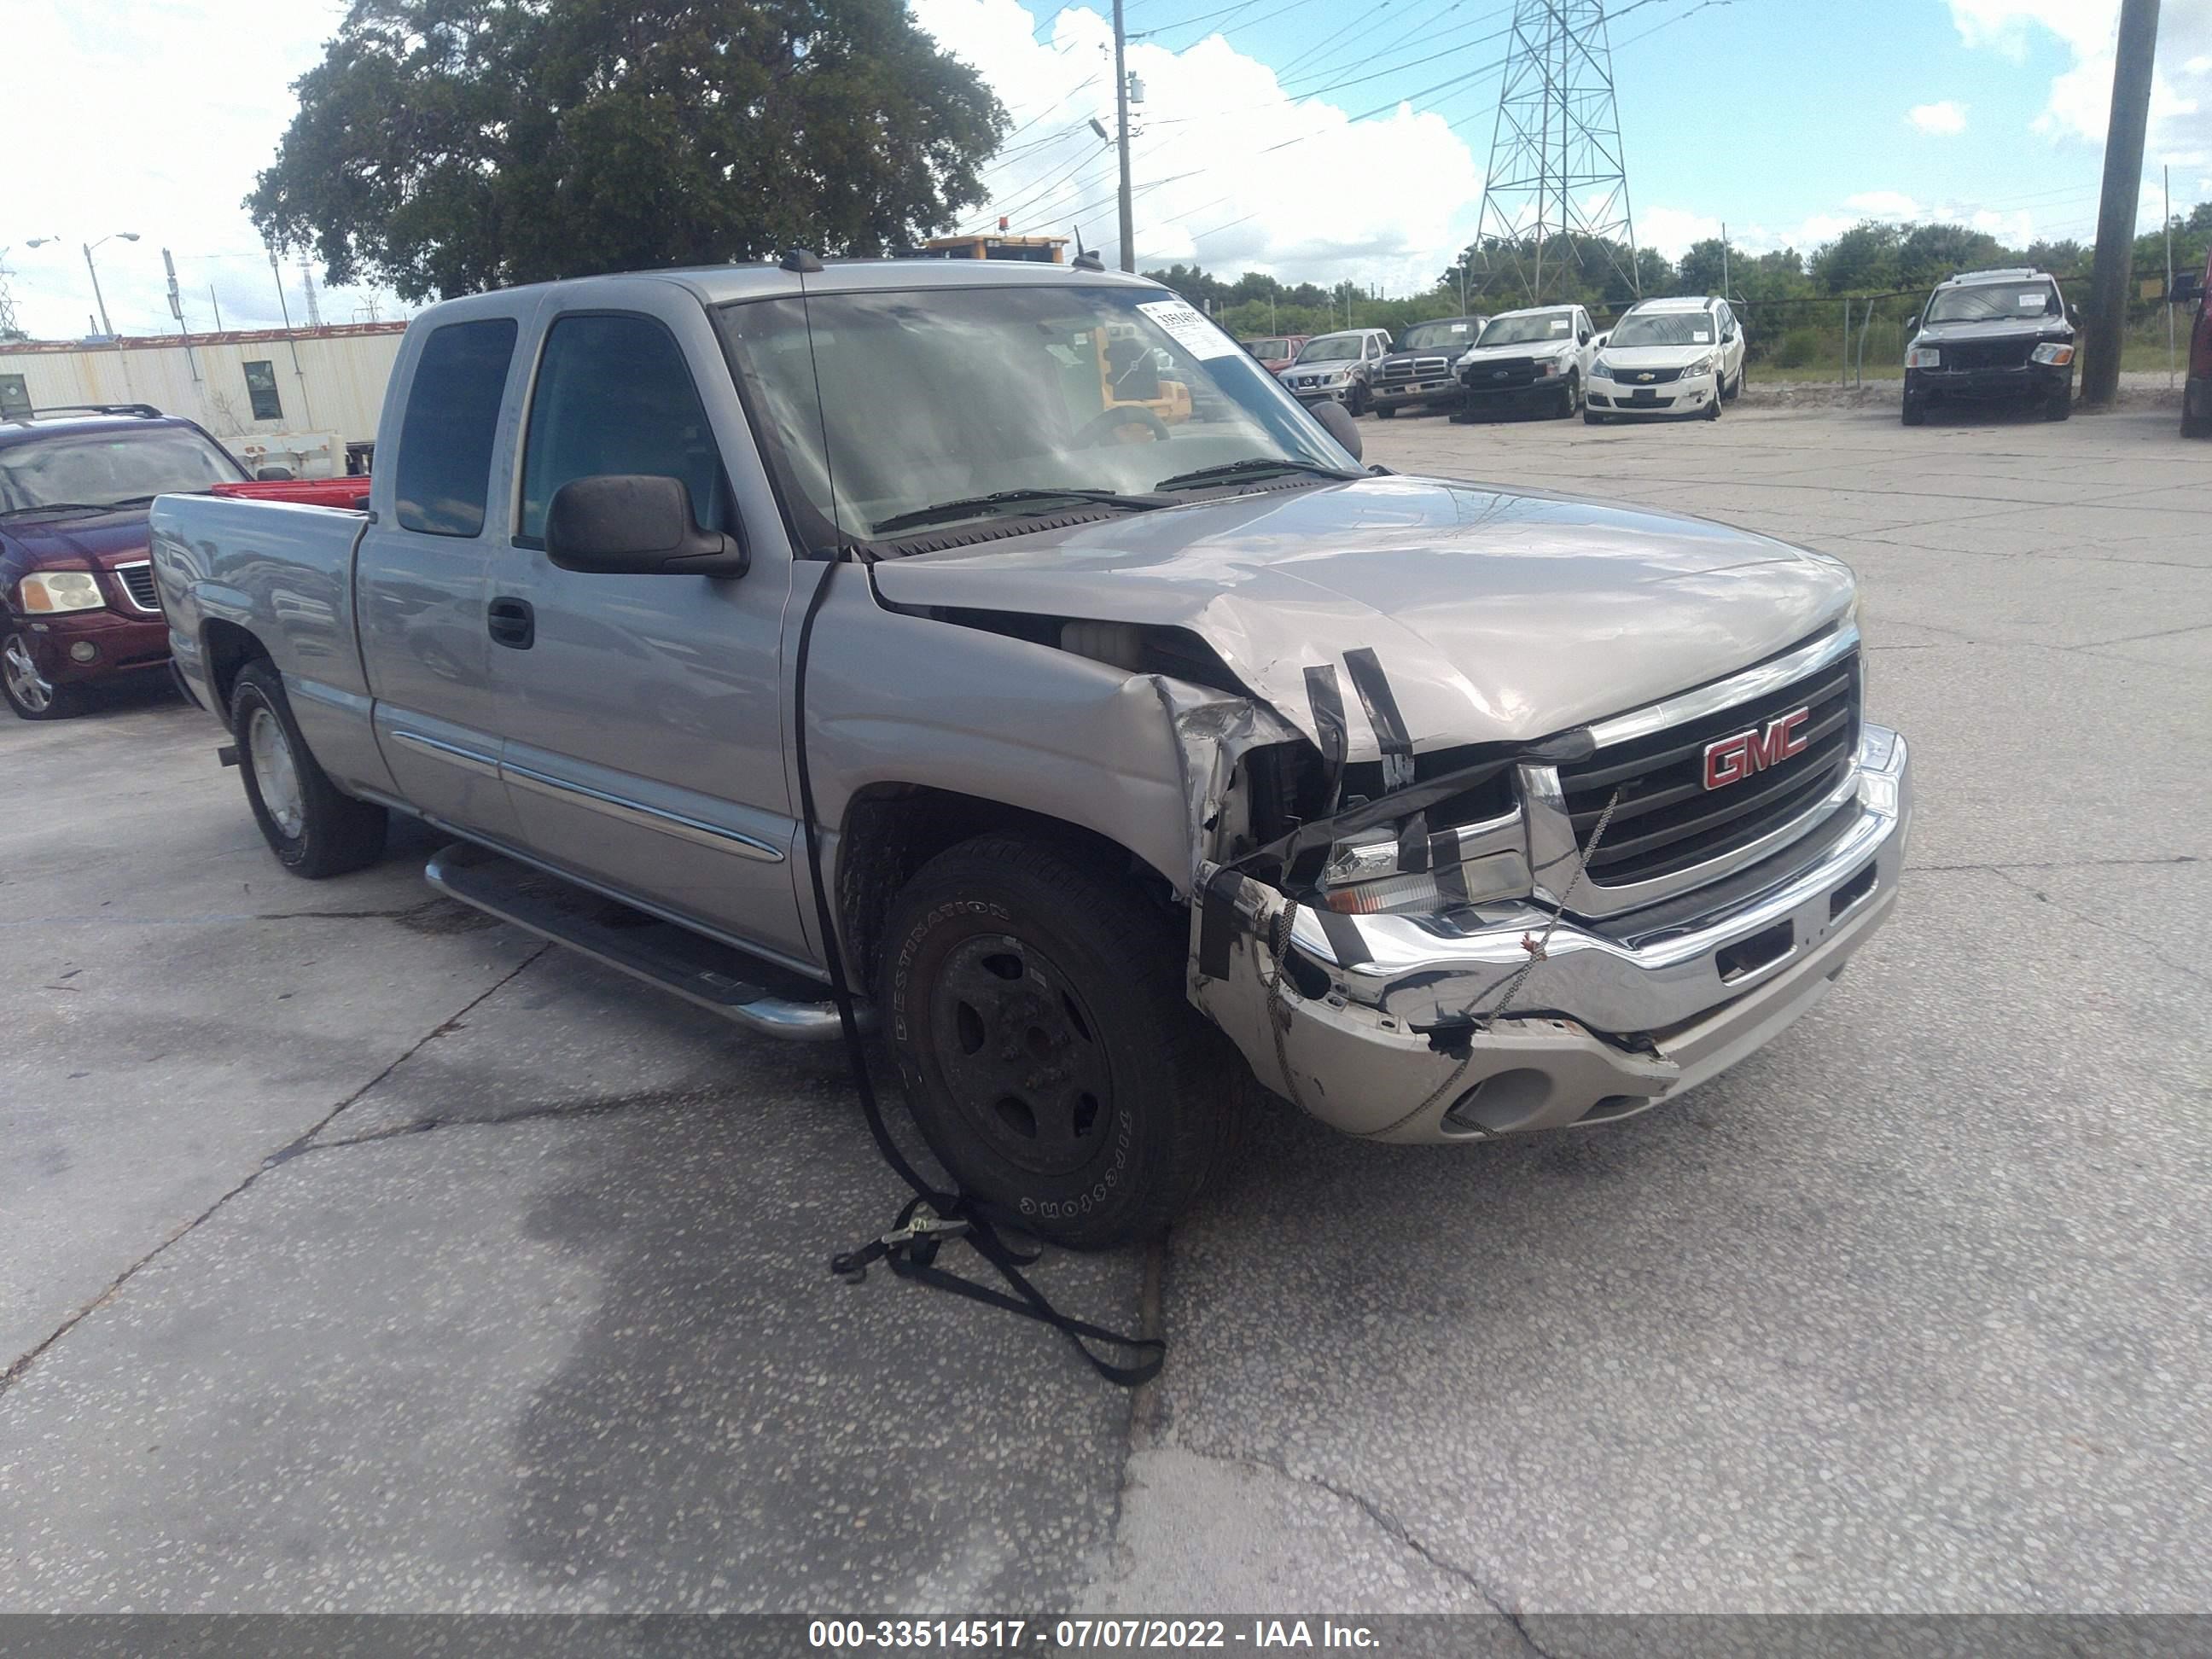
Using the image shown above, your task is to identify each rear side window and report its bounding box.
[516,313,726,546]
[394,318,519,538]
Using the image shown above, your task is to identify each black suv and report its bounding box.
[1901,267,2078,425]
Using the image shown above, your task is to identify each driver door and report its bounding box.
[489,294,808,963]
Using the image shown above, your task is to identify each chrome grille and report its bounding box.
[1618,365,1685,385]
[1522,630,1864,918]
[114,561,162,614]
[1381,355,1452,384]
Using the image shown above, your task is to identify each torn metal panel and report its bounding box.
[869,474,1857,760]
[1185,868,1678,1143]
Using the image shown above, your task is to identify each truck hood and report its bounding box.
[0,506,154,572]
[871,475,1855,757]
[1457,340,1574,367]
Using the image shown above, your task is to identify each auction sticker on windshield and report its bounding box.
[1138,300,1239,359]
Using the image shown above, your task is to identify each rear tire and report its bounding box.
[230,660,387,878]
[2,630,88,721]
[878,833,1246,1249]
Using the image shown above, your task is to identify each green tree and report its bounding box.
[1895,223,2009,289]
[1810,220,1903,294]
[248,0,1005,301]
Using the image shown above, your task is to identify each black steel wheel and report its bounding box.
[879,833,1247,1247]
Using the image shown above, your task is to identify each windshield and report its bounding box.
[1400,318,1481,351]
[714,286,1349,548]
[0,425,245,515]
[1247,338,1293,358]
[1296,335,1365,363]
[1608,311,1717,349]
[1925,282,2062,324]
[1476,311,1577,347]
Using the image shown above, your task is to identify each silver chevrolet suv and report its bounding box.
[151,259,1912,1246]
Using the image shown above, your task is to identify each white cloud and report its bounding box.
[1947,0,2210,158]
[1907,100,1970,133]
[914,0,1483,295]
[4,1,411,342]
[1636,207,1721,258]
[1845,190,1924,217]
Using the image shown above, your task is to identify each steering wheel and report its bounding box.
[1073,405,1171,448]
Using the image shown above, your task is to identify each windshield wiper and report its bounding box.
[870,486,1158,537]
[1153,458,1362,492]
[0,501,117,519]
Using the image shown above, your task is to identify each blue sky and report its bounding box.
[918,0,2212,288]
[5,0,2207,341]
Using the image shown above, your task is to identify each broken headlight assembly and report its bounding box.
[1316,805,1533,917]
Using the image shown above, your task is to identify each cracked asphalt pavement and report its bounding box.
[2,400,2206,1620]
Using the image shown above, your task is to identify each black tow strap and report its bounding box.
[790,555,1164,1389]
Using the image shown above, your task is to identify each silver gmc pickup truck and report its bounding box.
[151,259,1911,1246]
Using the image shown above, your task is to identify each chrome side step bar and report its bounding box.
[424,841,855,1043]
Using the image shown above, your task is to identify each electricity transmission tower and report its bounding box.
[1472,0,1641,306]
[0,247,23,340]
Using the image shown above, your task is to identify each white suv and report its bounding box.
[1586,295,1745,422]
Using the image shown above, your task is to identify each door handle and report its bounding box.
[487,597,534,649]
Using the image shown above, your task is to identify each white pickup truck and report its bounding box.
[151,258,1912,1245]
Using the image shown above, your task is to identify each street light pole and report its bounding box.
[31,232,139,339]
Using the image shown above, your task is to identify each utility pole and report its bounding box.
[208,285,224,332]
[2165,165,2175,389]
[267,244,315,426]
[162,248,201,382]
[1721,221,1730,300]
[1111,0,1135,272]
[0,247,21,341]
[2081,0,2160,408]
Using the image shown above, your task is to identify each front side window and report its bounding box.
[393,317,518,538]
[242,360,283,422]
[0,425,246,515]
[714,285,1347,550]
[517,313,727,547]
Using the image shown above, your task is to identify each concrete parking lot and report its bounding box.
[3,397,2207,1621]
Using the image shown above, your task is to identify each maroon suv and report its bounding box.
[1,406,248,720]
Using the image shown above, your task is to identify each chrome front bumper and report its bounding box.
[1190,725,1911,1144]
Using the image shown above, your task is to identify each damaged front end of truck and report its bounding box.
[867,481,1912,1148]
[1152,632,1912,1146]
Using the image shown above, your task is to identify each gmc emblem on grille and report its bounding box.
[1703,707,1811,790]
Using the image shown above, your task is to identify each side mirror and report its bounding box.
[255,463,295,481]
[2170,273,2204,306]
[1906,314,1921,333]
[544,474,748,578]
[1578,330,1592,346]
[1592,333,1609,350]
[1312,398,1362,463]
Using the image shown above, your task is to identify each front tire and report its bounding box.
[230,661,387,877]
[1376,402,1397,418]
[1901,395,1927,426]
[1557,372,1580,418]
[2,629,87,721]
[1583,409,1606,425]
[2045,386,2073,421]
[879,833,1244,1249]
[1704,381,1723,420]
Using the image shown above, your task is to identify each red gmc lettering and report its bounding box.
[1703,707,1811,790]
